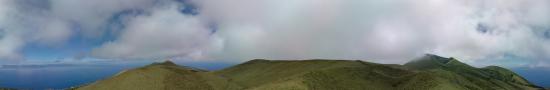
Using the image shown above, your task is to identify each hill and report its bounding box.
[76,61,242,90]
[75,55,543,90]
[404,54,541,89]
[213,59,417,90]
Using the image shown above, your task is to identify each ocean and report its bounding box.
[0,65,134,89]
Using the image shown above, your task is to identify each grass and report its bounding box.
[212,59,368,88]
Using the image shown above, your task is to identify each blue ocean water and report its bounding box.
[0,65,133,89]
[512,68,550,87]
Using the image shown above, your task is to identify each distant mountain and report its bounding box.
[74,54,543,90]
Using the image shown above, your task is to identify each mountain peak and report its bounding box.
[422,54,453,64]
[161,60,176,65]
[404,54,472,70]
[150,60,177,66]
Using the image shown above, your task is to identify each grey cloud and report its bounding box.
[198,0,550,67]
[0,0,549,69]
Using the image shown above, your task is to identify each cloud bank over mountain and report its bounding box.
[0,0,549,68]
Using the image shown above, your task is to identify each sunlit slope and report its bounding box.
[404,54,542,90]
[77,61,241,90]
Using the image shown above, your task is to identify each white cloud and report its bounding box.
[0,0,20,60]
[0,33,24,60]
[49,0,158,38]
[91,3,213,60]
[0,0,160,60]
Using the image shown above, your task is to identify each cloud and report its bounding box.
[0,32,24,60]
[0,0,549,68]
[0,0,212,61]
[0,0,160,60]
[90,3,214,60]
[48,0,158,38]
[197,0,550,66]
[197,0,443,63]
[0,0,21,60]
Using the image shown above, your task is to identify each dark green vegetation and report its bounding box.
[76,54,543,90]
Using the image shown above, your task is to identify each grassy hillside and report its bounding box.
[213,59,368,88]
[404,54,541,90]
[214,59,421,90]
[76,61,241,90]
[75,55,543,90]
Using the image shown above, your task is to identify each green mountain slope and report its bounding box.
[76,55,543,90]
[76,61,242,90]
[214,59,419,90]
[404,54,541,90]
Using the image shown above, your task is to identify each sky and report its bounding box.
[0,0,549,69]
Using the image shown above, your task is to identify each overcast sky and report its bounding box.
[0,0,549,68]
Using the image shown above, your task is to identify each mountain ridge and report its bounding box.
[404,54,541,89]
[75,54,543,90]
